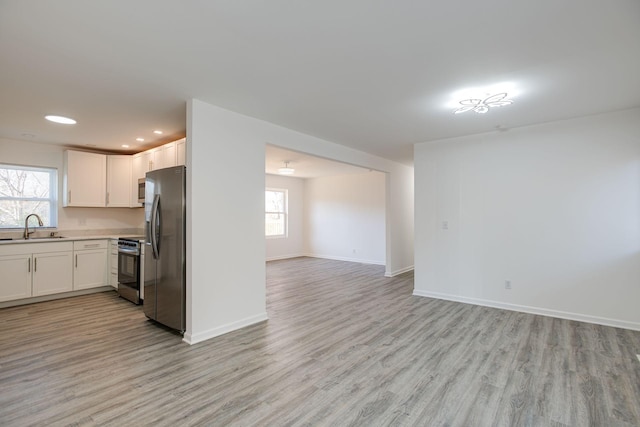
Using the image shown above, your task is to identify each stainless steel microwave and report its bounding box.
[137,178,145,204]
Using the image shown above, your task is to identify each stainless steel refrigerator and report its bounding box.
[144,165,186,332]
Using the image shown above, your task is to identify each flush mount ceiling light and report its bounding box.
[454,93,513,114]
[136,137,145,142]
[153,130,163,135]
[278,161,295,175]
[447,82,520,115]
[121,144,130,148]
[45,115,76,124]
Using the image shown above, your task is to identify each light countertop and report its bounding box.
[0,234,145,245]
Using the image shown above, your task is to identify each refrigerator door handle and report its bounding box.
[150,194,161,259]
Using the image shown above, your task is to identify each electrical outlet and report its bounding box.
[352,249,356,254]
[442,221,449,230]
[505,280,512,290]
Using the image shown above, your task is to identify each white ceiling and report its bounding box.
[1,1,639,165]
[266,144,370,178]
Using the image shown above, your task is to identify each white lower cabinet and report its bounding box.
[0,242,74,302]
[109,239,118,289]
[32,252,74,296]
[0,239,115,304]
[0,254,32,301]
[73,240,108,290]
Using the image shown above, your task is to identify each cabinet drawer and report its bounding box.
[73,240,108,250]
[0,241,73,256]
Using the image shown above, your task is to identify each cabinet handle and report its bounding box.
[84,244,100,248]
[68,191,72,204]
[28,258,31,273]
[75,254,78,268]
[34,257,37,272]
[106,192,110,205]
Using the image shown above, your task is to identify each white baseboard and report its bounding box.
[183,312,269,345]
[266,254,306,261]
[412,290,640,331]
[304,253,385,266]
[385,265,414,277]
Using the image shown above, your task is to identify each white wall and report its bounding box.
[305,171,386,265]
[414,108,640,330]
[265,174,304,260]
[186,98,414,344]
[266,147,412,278]
[0,137,144,234]
[186,100,268,345]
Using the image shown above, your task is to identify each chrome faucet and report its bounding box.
[24,213,44,239]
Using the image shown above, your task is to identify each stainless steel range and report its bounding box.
[117,236,144,304]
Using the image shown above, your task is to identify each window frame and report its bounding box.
[0,163,58,230]
[265,187,288,239]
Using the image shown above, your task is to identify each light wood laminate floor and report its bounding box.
[1,257,640,426]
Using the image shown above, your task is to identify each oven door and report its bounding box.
[118,248,140,289]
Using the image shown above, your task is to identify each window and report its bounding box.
[265,188,287,237]
[0,164,58,229]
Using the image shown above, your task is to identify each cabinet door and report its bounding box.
[176,139,186,166]
[143,150,154,172]
[0,254,32,302]
[106,155,132,207]
[133,151,152,179]
[64,150,107,207]
[162,142,176,168]
[151,148,163,171]
[32,252,73,296]
[135,150,153,175]
[109,240,118,289]
[74,249,107,290]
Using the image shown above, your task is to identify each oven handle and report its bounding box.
[118,247,140,255]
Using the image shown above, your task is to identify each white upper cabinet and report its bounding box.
[63,138,184,210]
[63,150,107,207]
[176,138,186,166]
[149,142,176,171]
[64,150,135,208]
[106,155,131,207]
[161,141,177,168]
[150,147,163,171]
[133,150,152,179]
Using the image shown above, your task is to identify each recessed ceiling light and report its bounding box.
[153,130,163,135]
[136,138,145,142]
[45,115,76,124]
[121,144,130,148]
